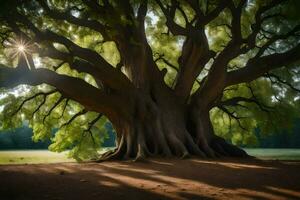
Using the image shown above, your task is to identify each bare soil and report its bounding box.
[0,158,299,200]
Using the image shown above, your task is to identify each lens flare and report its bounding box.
[4,37,33,59]
[17,45,25,52]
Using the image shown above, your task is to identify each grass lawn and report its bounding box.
[0,148,114,164]
[243,148,300,160]
[0,148,300,165]
[0,150,73,164]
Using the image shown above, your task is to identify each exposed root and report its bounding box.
[184,131,206,157]
[97,99,250,162]
[153,119,172,156]
[97,149,120,162]
[166,134,189,157]
[210,141,229,157]
[97,135,125,162]
[180,151,190,159]
[98,131,251,162]
[98,130,251,162]
[211,136,251,158]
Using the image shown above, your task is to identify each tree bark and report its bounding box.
[99,79,249,161]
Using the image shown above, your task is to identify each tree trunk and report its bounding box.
[100,83,249,161]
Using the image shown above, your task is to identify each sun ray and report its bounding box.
[4,37,34,59]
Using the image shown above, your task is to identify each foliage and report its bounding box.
[0,86,115,161]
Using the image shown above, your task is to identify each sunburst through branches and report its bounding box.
[4,37,34,69]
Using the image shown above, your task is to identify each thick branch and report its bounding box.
[0,65,120,117]
[226,44,300,86]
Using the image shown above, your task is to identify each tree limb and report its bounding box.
[0,64,120,116]
[226,44,300,86]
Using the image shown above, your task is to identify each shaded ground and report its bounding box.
[0,158,299,200]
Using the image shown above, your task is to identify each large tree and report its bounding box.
[0,0,299,161]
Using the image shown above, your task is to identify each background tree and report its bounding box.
[0,0,299,161]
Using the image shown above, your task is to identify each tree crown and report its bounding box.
[0,0,299,160]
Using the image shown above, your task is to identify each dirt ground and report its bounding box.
[0,158,299,200]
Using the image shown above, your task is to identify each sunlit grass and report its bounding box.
[0,148,114,165]
[0,150,73,164]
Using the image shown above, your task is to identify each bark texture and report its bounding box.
[100,86,249,161]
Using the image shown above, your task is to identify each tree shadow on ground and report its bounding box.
[0,158,299,200]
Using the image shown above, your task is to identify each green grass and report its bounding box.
[0,150,74,164]
[0,148,114,165]
[0,148,300,165]
[244,148,300,160]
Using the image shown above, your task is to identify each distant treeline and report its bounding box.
[0,124,116,150]
[0,126,50,149]
[254,122,300,148]
[0,122,300,149]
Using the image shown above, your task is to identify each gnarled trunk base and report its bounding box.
[98,91,249,162]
